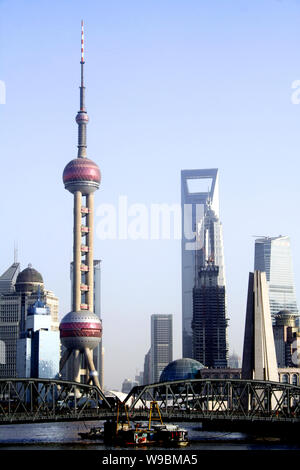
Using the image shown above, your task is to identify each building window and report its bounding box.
[282,374,289,384]
[292,374,298,385]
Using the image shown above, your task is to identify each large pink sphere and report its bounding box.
[60,310,102,351]
[63,158,101,194]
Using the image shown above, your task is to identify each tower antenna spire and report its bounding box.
[81,20,84,66]
[76,20,89,157]
[14,241,18,264]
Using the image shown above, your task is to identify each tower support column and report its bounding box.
[84,347,101,388]
[73,349,81,383]
[86,193,94,311]
[73,191,82,312]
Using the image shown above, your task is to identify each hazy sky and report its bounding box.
[1,0,300,390]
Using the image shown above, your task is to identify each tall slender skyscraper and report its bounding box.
[150,314,173,383]
[59,22,102,389]
[254,236,299,320]
[181,169,227,359]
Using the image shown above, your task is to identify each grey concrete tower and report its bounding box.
[59,22,103,389]
[241,271,278,381]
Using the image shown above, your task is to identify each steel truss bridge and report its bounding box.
[2,378,300,429]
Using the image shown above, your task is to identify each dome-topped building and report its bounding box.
[160,358,205,383]
[0,260,59,379]
[15,264,44,293]
[275,310,296,327]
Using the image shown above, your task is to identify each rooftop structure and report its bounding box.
[15,264,43,294]
[0,262,20,294]
[160,358,205,382]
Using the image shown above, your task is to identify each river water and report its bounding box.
[0,420,299,451]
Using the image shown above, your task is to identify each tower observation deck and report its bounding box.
[59,22,102,389]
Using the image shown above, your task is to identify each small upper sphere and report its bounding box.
[63,157,101,194]
[76,111,89,124]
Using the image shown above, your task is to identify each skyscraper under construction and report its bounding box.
[192,264,228,368]
[189,176,228,368]
[181,169,227,359]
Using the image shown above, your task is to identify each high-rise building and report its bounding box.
[192,264,228,368]
[16,289,60,379]
[150,314,173,383]
[181,169,226,358]
[228,352,241,369]
[121,378,138,394]
[68,260,104,387]
[143,349,151,385]
[59,22,103,389]
[254,236,299,320]
[0,263,59,378]
[135,371,144,386]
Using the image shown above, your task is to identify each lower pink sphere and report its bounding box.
[60,310,102,351]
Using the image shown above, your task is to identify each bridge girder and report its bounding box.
[123,378,300,420]
[1,378,300,425]
[0,377,112,424]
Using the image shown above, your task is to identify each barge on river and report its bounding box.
[104,401,189,447]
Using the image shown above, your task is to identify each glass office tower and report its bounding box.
[254,236,299,320]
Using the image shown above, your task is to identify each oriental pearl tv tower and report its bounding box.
[59,22,102,389]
